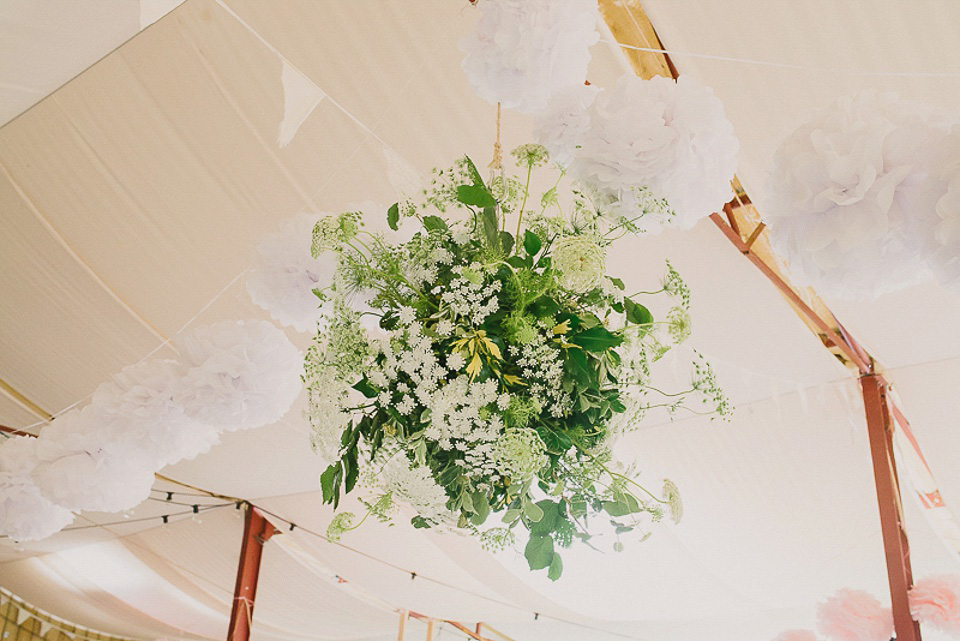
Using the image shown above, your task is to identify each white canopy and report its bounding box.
[2,2,960,640]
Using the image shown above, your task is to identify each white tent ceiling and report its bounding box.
[2,2,960,640]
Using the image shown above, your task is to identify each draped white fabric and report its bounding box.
[2,2,960,641]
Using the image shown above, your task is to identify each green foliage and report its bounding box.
[304,146,729,580]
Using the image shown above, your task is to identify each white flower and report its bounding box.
[492,428,547,482]
[398,305,417,325]
[570,74,739,230]
[553,235,606,293]
[381,456,452,524]
[447,352,466,371]
[459,0,600,114]
[0,436,74,541]
[534,84,599,167]
[174,320,303,431]
[436,319,455,336]
[765,90,946,299]
[246,213,338,332]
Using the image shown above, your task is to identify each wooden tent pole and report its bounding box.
[861,375,922,641]
[227,505,277,641]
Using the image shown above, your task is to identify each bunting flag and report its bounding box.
[16,606,31,625]
[278,60,326,148]
[890,390,960,560]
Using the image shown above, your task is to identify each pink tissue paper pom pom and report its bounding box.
[909,575,960,636]
[773,630,820,641]
[817,589,893,641]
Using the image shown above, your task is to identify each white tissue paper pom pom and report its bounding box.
[174,320,302,431]
[460,0,599,114]
[246,213,337,333]
[816,589,893,641]
[916,128,960,294]
[569,74,738,230]
[0,436,74,541]
[534,84,599,167]
[31,407,158,513]
[91,360,221,468]
[765,90,950,300]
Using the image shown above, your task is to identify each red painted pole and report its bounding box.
[860,374,921,641]
[227,504,277,641]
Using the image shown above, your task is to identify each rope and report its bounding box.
[488,102,503,171]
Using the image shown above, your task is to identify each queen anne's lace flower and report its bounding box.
[661,479,683,524]
[460,0,599,114]
[492,428,547,482]
[553,235,606,293]
[382,456,451,524]
[247,213,338,333]
[567,74,738,230]
[174,320,302,431]
[765,90,949,299]
[0,436,74,541]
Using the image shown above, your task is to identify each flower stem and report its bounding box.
[515,163,534,243]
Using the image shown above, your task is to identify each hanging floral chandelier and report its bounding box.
[298,146,729,578]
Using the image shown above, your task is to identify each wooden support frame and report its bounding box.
[227,505,277,641]
[861,375,922,641]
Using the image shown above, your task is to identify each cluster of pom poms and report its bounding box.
[0,320,302,541]
[770,578,960,641]
[459,0,739,233]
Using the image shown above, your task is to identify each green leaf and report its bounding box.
[387,203,400,231]
[528,296,560,318]
[624,298,654,325]
[411,516,431,529]
[462,155,486,188]
[499,231,514,255]
[602,501,631,517]
[344,451,359,494]
[470,492,491,525]
[547,552,564,580]
[524,534,555,570]
[320,463,342,507]
[529,500,559,536]
[609,277,625,291]
[481,206,501,251]
[506,255,528,269]
[523,230,542,256]
[352,378,378,398]
[503,508,522,524]
[571,326,624,352]
[422,215,448,232]
[522,499,545,523]
[566,348,595,387]
[613,541,624,553]
[457,184,498,209]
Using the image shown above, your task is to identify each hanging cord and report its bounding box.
[488,102,503,172]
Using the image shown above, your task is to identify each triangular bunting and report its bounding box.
[39,620,53,636]
[16,607,31,625]
[278,60,326,148]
